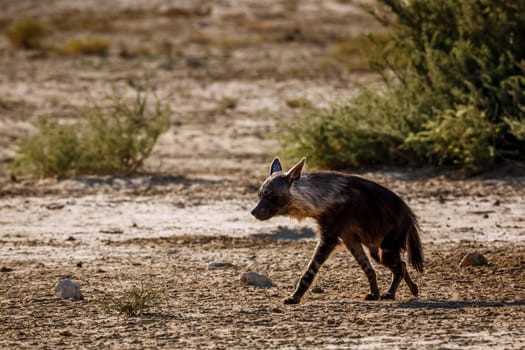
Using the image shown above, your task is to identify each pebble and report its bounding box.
[459,252,489,267]
[240,271,276,288]
[55,278,83,301]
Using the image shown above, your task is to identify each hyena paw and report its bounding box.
[408,284,419,297]
[283,296,300,304]
[380,292,396,300]
[364,293,380,301]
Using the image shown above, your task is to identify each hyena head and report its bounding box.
[251,157,305,221]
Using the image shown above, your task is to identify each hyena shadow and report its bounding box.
[73,174,221,188]
[324,300,525,310]
[394,300,525,309]
[250,226,316,240]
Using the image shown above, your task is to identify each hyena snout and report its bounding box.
[250,202,274,221]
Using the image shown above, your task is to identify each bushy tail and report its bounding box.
[406,214,424,272]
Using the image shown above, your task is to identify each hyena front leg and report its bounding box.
[343,240,380,300]
[284,238,338,304]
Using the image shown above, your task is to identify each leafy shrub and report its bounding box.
[403,106,496,168]
[11,85,170,177]
[505,117,525,142]
[4,18,48,49]
[62,37,110,56]
[282,0,525,172]
[107,285,164,317]
[282,89,409,168]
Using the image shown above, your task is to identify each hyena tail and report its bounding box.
[406,213,424,273]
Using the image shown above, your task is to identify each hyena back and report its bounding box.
[251,157,423,304]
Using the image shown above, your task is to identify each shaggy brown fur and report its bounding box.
[251,157,423,304]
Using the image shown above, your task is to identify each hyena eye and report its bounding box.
[264,192,276,202]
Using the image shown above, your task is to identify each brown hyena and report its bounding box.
[251,157,423,304]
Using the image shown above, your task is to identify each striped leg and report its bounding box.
[402,261,419,297]
[343,240,380,300]
[284,239,337,304]
[380,249,403,300]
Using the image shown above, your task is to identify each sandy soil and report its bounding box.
[1,1,524,349]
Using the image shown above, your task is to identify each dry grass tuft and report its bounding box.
[106,285,164,317]
[4,18,48,49]
[286,98,314,109]
[62,37,110,56]
[218,97,238,112]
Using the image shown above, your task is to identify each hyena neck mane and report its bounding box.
[288,172,348,220]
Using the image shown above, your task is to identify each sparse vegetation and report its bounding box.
[106,285,164,317]
[282,0,525,173]
[11,83,170,177]
[4,18,48,49]
[218,97,238,112]
[62,37,110,56]
[285,98,314,109]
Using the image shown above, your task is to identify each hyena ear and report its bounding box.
[285,157,306,183]
[270,157,283,175]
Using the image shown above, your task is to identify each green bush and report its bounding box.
[403,106,496,168]
[282,0,525,172]
[11,85,170,177]
[282,91,408,168]
[4,18,48,49]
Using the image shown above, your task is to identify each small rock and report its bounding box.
[207,261,234,268]
[76,262,83,268]
[240,271,276,288]
[1,266,13,273]
[46,203,65,210]
[460,252,489,267]
[55,278,83,301]
[311,286,324,294]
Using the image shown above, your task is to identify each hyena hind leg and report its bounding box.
[343,240,380,300]
[380,249,419,299]
[402,262,419,297]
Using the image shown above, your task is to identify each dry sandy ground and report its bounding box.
[1,1,525,349]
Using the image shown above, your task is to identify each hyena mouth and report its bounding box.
[251,212,272,221]
[250,207,274,221]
